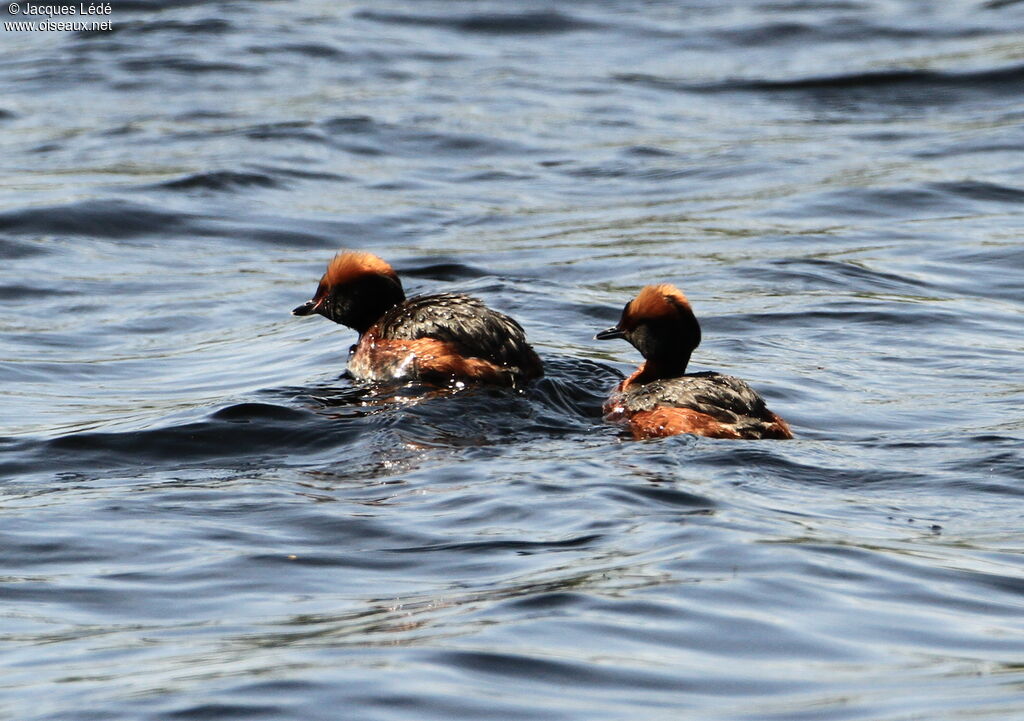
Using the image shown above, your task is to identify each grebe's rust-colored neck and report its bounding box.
[621,355,692,390]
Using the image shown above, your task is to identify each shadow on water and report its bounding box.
[616,63,1024,110]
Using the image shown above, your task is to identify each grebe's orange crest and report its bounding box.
[623,284,693,328]
[322,251,398,289]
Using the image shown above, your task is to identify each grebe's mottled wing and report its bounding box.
[376,293,542,376]
[616,372,792,439]
[622,372,771,424]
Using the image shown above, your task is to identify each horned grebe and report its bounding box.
[596,284,792,440]
[293,251,543,387]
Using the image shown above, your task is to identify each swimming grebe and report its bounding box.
[596,284,792,440]
[293,251,543,387]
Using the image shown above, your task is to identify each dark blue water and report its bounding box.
[3,2,1024,719]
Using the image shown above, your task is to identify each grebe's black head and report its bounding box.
[595,284,701,376]
[292,251,406,334]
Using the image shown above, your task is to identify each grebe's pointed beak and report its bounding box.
[292,299,321,316]
[595,326,625,341]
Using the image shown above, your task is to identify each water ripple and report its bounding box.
[3,2,1024,720]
